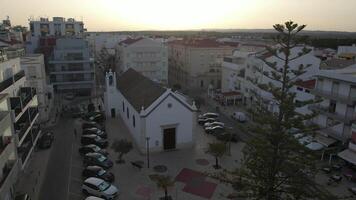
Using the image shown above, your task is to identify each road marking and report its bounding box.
[67,134,75,200]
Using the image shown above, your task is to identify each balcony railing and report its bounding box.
[309,104,356,124]
[0,160,16,190]
[311,88,356,105]
[0,70,25,93]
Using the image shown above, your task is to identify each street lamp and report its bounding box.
[146,137,150,168]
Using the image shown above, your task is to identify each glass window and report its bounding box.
[127,107,129,119]
[133,115,135,127]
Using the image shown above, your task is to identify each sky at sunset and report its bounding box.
[1,0,356,32]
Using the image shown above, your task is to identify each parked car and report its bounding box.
[83,153,113,169]
[204,121,225,128]
[198,112,219,119]
[83,112,105,121]
[79,144,108,156]
[198,118,216,125]
[82,165,115,182]
[85,197,105,200]
[82,121,106,131]
[37,132,54,149]
[216,133,239,143]
[81,135,108,148]
[231,112,247,122]
[83,128,107,139]
[82,177,118,200]
[205,125,225,134]
[89,114,105,123]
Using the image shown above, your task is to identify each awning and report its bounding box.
[315,134,338,147]
[338,149,356,165]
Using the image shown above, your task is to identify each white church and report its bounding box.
[104,69,197,153]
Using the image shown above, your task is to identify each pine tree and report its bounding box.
[210,21,335,200]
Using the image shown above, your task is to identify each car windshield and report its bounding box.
[98,155,107,162]
[93,146,100,151]
[94,136,101,141]
[98,169,106,176]
[98,181,110,191]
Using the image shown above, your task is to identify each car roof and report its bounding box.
[85,196,105,200]
[84,177,104,185]
[86,165,103,171]
[85,152,103,157]
[211,125,224,128]
[82,134,98,138]
[85,144,99,148]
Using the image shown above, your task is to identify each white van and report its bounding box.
[231,112,247,122]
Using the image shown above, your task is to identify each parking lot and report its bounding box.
[38,109,247,200]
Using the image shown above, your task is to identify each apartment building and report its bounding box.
[222,46,320,113]
[0,47,41,199]
[27,17,84,54]
[168,39,235,91]
[116,38,168,84]
[0,93,19,200]
[21,54,53,122]
[49,38,95,95]
[310,71,356,142]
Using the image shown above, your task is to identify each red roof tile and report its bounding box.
[295,79,316,90]
[168,39,232,48]
[119,37,143,46]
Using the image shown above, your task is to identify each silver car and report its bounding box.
[82,177,118,199]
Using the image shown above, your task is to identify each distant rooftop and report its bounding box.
[168,38,235,48]
[320,58,356,70]
[295,79,316,90]
[119,37,143,46]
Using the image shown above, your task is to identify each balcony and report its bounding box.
[17,132,33,164]
[0,160,17,194]
[15,106,39,143]
[309,104,356,124]
[311,88,356,105]
[0,70,25,93]
[10,87,37,120]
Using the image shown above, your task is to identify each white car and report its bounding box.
[298,136,313,145]
[231,112,247,122]
[85,196,105,200]
[305,142,324,151]
[198,112,219,119]
[204,121,225,128]
[82,177,118,199]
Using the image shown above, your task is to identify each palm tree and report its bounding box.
[206,142,227,169]
[155,175,175,200]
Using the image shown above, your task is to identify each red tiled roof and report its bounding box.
[0,38,22,45]
[295,79,316,90]
[168,39,231,48]
[119,37,143,46]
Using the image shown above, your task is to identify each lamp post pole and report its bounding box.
[146,137,150,168]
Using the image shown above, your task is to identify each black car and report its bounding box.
[205,125,225,134]
[198,118,216,125]
[82,165,115,182]
[79,144,108,156]
[81,134,108,148]
[82,128,107,139]
[83,153,113,169]
[83,112,105,122]
[82,121,105,131]
[37,132,54,149]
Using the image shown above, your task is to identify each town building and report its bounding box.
[49,38,95,95]
[26,17,84,54]
[104,69,197,153]
[0,46,41,199]
[338,124,356,166]
[0,93,19,200]
[116,38,168,84]
[168,38,235,91]
[310,71,356,142]
[337,44,356,60]
[222,46,320,113]
[21,54,54,123]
